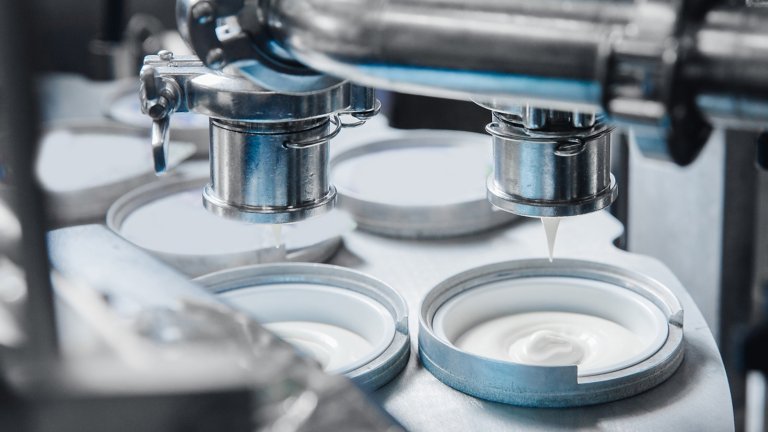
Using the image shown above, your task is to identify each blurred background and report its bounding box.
[2,0,768,431]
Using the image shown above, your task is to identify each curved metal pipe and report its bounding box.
[260,0,637,110]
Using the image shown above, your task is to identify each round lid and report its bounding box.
[107,163,355,277]
[330,130,515,238]
[37,123,196,225]
[419,259,684,407]
[196,263,410,390]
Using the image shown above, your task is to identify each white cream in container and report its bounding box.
[196,263,410,390]
[419,259,684,407]
[220,284,396,374]
[435,277,668,376]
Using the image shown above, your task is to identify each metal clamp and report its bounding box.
[176,0,339,93]
[554,140,587,157]
[486,119,613,143]
[140,63,185,175]
[338,96,382,128]
[283,116,344,149]
[484,122,508,140]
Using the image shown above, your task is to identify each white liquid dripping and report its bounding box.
[541,217,561,262]
[271,225,283,249]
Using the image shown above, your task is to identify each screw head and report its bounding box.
[148,102,167,120]
[192,2,215,25]
[158,50,174,61]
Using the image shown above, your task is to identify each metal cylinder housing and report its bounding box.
[203,118,336,224]
[486,112,617,218]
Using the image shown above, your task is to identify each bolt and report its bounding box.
[158,50,174,61]
[205,48,226,69]
[192,2,215,25]
[148,97,170,120]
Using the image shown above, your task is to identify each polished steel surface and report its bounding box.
[204,118,337,224]
[186,73,350,122]
[486,112,617,218]
[690,8,768,114]
[259,0,634,108]
[216,0,768,162]
[140,53,381,225]
[106,162,344,277]
[418,259,684,407]
[140,54,207,175]
[195,263,410,391]
[106,79,210,157]
[329,211,733,431]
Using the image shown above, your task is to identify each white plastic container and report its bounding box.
[196,263,410,390]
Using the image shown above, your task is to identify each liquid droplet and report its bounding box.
[541,217,561,262]
[271,224,283,249]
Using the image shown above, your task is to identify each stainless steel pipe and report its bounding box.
[204,118,336,224]
[258,0,768,125]
[486,112,616,218]
[259,0,637,110]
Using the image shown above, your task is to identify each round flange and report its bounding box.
[186,73,349,121]
[487,175,618,218]
[202,184,337,225]
[418,259,684,408]
[195,263,410,390]
[485,117,617,219]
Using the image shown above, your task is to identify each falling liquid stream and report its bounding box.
[541,217,561,262]
[271,224,283,249]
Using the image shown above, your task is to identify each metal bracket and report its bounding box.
[140,53,208,174]
[176,0,338,93]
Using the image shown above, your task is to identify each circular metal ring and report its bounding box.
[203,184,337,224]
[195,263,410,390]
[487,175,619,218]
[485,121,614,143]
[418,259,685,408]
[284,116,343,149]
